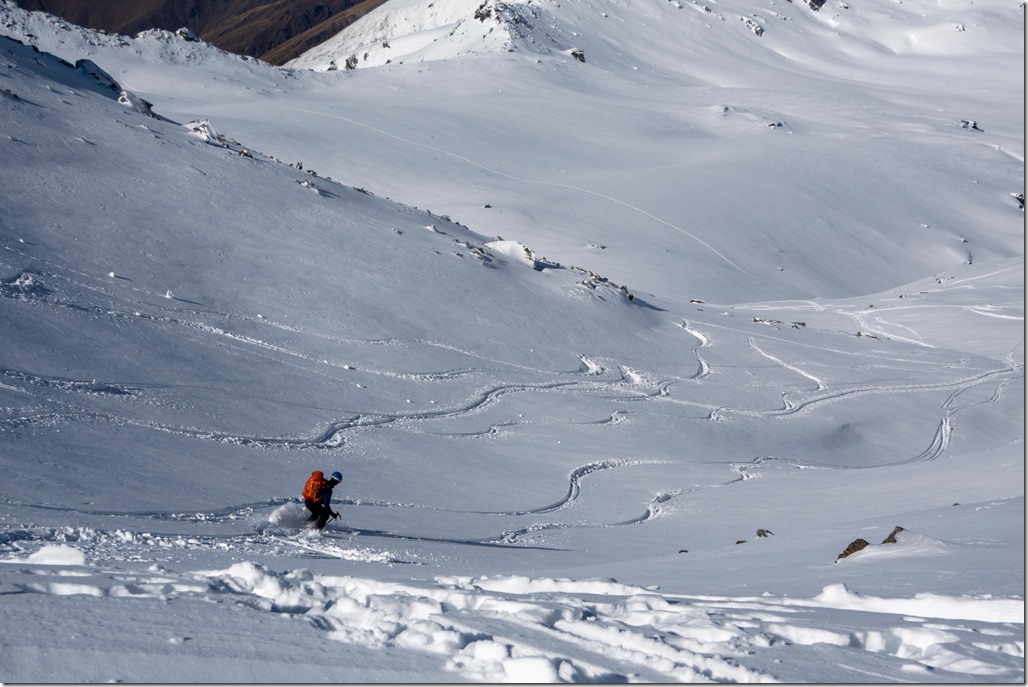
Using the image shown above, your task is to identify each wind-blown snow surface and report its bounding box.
[0,0,1023,682]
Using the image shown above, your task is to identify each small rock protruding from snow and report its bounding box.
[118,90,155,117]
[880,525,905,544]
[835,538,871,561]
[742,18,764,36]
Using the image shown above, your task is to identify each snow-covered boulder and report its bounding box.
[175,27,200,42]
[118,89,155,117]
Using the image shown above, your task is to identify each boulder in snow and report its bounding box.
[118,90,156,117]
[74,58,120,93]
[880,525,905,544]
[835,538,870,562]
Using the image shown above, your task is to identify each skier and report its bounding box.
[302,470,342,530]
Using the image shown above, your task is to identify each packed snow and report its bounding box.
[0,0,1023,682]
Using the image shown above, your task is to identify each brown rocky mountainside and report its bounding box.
[10,0,389,64]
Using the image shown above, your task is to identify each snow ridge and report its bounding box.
[287,0,542,70]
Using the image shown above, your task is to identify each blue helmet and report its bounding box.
[331,471,342,481]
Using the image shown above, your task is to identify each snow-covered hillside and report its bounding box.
[288,0,529,69]
[0,0,1023,681]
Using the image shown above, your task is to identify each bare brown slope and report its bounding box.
[13,0,244,38]
[203,0,390,63]
[259,0,390,65]
[11,0,382,64]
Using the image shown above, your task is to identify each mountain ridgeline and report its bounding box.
[8,0,389,63]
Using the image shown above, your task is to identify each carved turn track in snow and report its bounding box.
[678,320,711,379]
[748,337,826,392]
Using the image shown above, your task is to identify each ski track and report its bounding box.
[0,7,1023,683]
[677,320,711,379]
[496,462,689,545]
[0,521,414,566]
[5,282,1018,502]
[327,457,656,519]
[325,458,676,547]
[7,244,1016,471]
[0,497,296,522]
[4,244,1021,551]
[966,306,1023,321]
[748,337,827,392]
[692,316,964,369]
[1,244,557,382]
[901,376,1013,465]
[1,454,689,557]
[270,106,759,280]
[728,454,825,479]
[849,310,928,346]
[724,366,1018,423]
[16,349,985,564]
[484,459,648,517]
[0,353,661,452]
[2,458,667,552]
[743,300,825,313]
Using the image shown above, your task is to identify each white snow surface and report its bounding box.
[0,0,1023,682]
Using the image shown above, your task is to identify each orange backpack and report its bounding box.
[302,471,325,501]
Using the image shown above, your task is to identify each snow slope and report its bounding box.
[0,0,1023,682]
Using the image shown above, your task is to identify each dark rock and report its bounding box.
[474,3,493,21]
[74,58,120,93]
[881,526,904,544]
[835,538,870,562]
[118,90,155,117]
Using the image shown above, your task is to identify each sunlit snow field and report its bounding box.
[0,0,1023,681]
